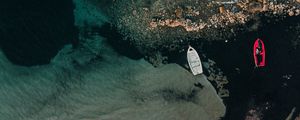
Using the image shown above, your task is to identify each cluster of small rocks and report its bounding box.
[108,0,300,65]
[202,57,229,98]
[149,0,300,31]
[149,8,249,31]
[245,108,263,120]
[296,114,300,120]
[245,102,272,120]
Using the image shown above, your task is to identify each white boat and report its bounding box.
[187,46,203,75]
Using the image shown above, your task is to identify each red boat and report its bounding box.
[253,38,266,67]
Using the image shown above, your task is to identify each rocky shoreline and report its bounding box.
[107,0,300,65]
[74,0,300,119]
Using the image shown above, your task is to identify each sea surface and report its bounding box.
[0,0,77,66]
[0,0,300,120]
[202,15,300,119]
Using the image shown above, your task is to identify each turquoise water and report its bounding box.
[1,0,300,120]
[0,1,225,120]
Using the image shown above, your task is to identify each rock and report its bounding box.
[175,7,183,18]
[106,0,300,65]
[288,11,294,16]
[219,6,226,13]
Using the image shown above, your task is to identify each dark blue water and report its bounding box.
[130,14,300,119]
[0,0,77,66]
[201,15,300,120]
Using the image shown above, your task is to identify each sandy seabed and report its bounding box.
[0,0,225,119]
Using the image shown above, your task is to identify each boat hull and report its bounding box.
[187,46,203,75]
[253,38,266,67]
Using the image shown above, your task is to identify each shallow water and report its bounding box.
[1,0,300,120]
